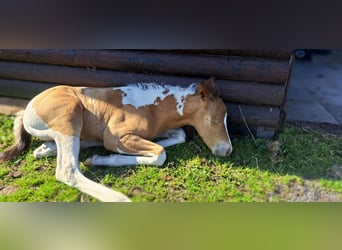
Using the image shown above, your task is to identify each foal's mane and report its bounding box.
[129,82,164,90]
[126,79,219,99]
[128,82,197,93]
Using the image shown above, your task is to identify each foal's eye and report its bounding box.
[206,116,219,126]
[212,120,219,126]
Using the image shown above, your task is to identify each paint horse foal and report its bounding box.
[0,78,232,202]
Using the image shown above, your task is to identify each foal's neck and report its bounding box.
[154,91,199,132]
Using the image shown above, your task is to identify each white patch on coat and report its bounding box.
[115,83,197,116]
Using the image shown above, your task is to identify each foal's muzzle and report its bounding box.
[212,142,233,157]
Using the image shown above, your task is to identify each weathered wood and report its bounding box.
[0,62,286,106]
[281,55,295,107]
[256,127,276,138]
[218,81,285,106]
[226,103,282,129]
[0,50,291,84]
[0,79,56,99]
[146,49,293,60]
[0,49,293,135]
[0,97,29,115]
[0,77,284,107]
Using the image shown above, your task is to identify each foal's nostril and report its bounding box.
[212,143,233,157]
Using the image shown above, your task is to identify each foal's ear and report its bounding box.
[196,77,217,103]
[196,81,208,103]
[206,77,216,91]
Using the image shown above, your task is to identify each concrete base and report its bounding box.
[285,51,342,127]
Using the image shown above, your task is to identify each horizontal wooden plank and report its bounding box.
[0,97,29,115]
[0,50,291,83]
[218,81,285,106]
[226,103,283,129]
[0,79,56,99]
[0,61,286,106]
[0,78,285,107]
[145,49,293,60]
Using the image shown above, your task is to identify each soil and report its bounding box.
[0,185,18,195]
[268,180,341,202]
[288,121,342,136]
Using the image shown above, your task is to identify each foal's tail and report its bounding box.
[0,110,32,164]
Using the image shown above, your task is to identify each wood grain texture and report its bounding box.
[0,62,285,106]
[0,49,291,83]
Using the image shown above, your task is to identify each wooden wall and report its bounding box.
[0,49,294,137]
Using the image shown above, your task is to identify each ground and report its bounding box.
[0,113,341,202]
[285,50,342,126]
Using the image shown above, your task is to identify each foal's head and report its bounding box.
[190,78,232,157]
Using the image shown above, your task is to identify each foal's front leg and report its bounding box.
[87,134,166,167]
[154,128,186,148]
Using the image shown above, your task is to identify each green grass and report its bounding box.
[0,114,341,202]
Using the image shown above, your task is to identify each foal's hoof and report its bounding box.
[33,143,57,159]
[116,195,132,202]
[84,155,96,165]
[102,194,132,202]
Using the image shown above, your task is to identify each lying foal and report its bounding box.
[0,78,232,202]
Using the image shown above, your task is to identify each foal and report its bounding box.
[0,78,232,202]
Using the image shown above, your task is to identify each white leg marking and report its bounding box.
[33,141,103,159]
[87,151,166,167]
[55,135,130,202]
[155,128,186,148]
[34,141,57,158]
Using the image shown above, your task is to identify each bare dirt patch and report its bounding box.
[288,121,342,136]
[0,185,18,195]
[268,180,340,202]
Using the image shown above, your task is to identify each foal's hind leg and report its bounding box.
[50,107,129,201]
[87,134,166,167]
[54,134,130,202]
